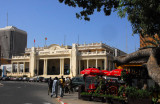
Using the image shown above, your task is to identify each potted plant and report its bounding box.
[80,92,92,101]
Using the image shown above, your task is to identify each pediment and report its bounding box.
[48,44,65,50]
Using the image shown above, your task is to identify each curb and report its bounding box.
[57,97,67,104]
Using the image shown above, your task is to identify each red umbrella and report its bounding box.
[80,68,103,75]
[110,69,128,77]
[101,70,109,75]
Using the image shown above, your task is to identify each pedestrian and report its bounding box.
[48,77,53,95]
[68,77,73,94]
[65,77,70,93]
[51,77,59,98]
[59,76,65,97]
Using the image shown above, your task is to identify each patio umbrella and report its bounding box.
[80,68,103,75]
[110,69,128,77]
[101,70,110,76]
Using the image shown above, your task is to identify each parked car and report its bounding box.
[22,77,29,81]
[71,77,85,91]
[12,77,19,81]
[42,78,49,83]
[2,77,10,81]
[39,77,44,82]
[18,77,23,81]
[29,77,34,82]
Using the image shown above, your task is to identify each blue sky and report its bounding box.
[0,0,140,54]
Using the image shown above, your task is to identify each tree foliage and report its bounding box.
[58,0,160,36]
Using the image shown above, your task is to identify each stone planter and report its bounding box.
[81,95,92,101]
[92,96,105,102]
[128,98,152,104]
[112,99,126,104]
[106,98,112,104]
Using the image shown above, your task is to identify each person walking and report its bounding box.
[59,76,65,97]
[51,77,59,98]
[48,77,53,95]
[68,77,72,94]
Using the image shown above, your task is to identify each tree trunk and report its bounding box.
[114,48,160,86]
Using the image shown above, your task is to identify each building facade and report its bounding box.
[0,26,27,59]
[8,43,125,78]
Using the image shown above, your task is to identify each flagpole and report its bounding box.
[45,37,47,47]
[34,39,35,47]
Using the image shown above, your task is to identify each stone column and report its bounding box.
[30,47,36,77]
[11,62,13,73]
[43,59,46,75]
[37,60,39,76]
[23,62,25,73]
[46,59,48,75]
[104,58,107,70]
[60,58,64,75]
[71,44,78,77]
[96,59,98,68]
[17,62,19,73]
[87,59,89,68]
[60,59,62,75]
[106,57,108,70]
[70,58,72,75]
[79,60,81,74]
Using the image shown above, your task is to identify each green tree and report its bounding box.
[58,0,160,36]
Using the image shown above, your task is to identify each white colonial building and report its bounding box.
[7,42,125,78]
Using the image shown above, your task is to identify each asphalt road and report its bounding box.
[0,81,57,104]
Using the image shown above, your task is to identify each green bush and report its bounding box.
[92,93,99,97]
[125,87,151,99]
[80,92,92,96]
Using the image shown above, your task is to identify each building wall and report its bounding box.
[9,43,125,78]
[0,26,27,59]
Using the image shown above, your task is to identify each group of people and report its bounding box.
[48,76,72,98]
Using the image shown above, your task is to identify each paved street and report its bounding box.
[0,81,57,104]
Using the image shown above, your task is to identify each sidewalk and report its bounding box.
[55,92,106,104]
